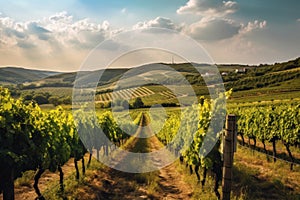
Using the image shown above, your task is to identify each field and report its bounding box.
[95,87,155,102]
[1,58,300,200]
[23,87,73,97]
[228,78,300,103]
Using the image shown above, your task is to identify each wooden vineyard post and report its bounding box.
[222,114,237,200]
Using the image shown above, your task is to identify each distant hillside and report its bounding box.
[222,57,300,91]
[0,67,60,84]
[1,57,299,104]
[30,68,129,88]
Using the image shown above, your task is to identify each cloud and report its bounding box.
[133,17,181,31]
[185,18,240,40]
[26,21,51,40]
[177,0,238,17]
[239,20,267,34]
[0,17,24,47]
[44,12,112,49]
[184,18,267,41]
[48,11,73,23]
[0,9,270,70]
[297,19,300,22]
[176,1,266,41]
[0,11,116,70]
[0,11,112,51]
[17,40,36,49]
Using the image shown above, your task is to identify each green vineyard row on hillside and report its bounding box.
[155,94,228,199]
[229,102,300,170]
[0,87,136,200]
[155,94,300,198]
[94,86,155,102]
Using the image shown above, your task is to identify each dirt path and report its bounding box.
[148,135,193,200]
[97,113,193,200]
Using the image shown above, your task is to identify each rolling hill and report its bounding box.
[0,57,299,104]
[0,67,60,84]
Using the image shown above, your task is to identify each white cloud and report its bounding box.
[297,19,300,22]
[0,11,115,70]
[0,17,26,47]
[48,11,73,23]
[0,11,112,51]
[133,17,179,31]
[44,12,111,49]
[133,17,176,29]
[185,18,240,40]
[176,1,266,42]
[0,9,270,70]
[184,18,267,41]
[239,20,267,34]
[177,0,238,17]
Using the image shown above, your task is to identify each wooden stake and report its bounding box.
[222,114,236,200]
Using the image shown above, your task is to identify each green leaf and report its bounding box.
[3,102,12,110]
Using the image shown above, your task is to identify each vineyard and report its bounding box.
[229,103,300,170]
[94,85,189,105]
[95,87,155,102]
[0,87,138,199]
[1,86,300,199]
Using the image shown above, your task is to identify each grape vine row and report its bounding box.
[0,87,135,200]
[229,103,300,170]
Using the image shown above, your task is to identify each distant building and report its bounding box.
[221,72,228,76]
[202,72,215,77]
[235,68,247,73]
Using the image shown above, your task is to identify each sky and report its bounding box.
[0,0,299,71]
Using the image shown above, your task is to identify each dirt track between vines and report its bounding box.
[96,113,193,199]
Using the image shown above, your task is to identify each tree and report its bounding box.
[48,96,59,106]
[33,94,48,105]
[111,99,129,111]
[121,99,129,109]
[132,97,144,109]
[21,91,34,101]
[61,96,71,105]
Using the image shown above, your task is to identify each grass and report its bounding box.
[42,158,106,200]
[175,161,221,200]
[173,141,300,200]
[235,136,300,164]
[15,170,35,188]
[227,98,299,107]
[229,90,300,103]
[228,77,300,103]
[18,147,300,199]
[232,145,300,200]
[24,87,73,97]
[39,103,56,110]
